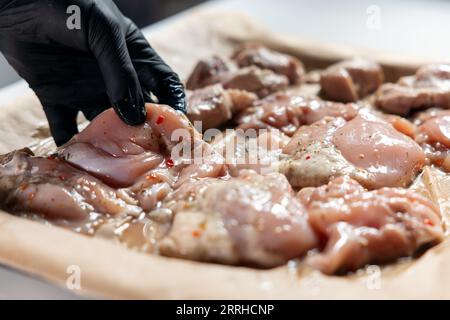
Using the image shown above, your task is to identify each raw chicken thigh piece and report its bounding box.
[59,142,164,188]
[417,113,450,148]
[158,170,318,267]
[211,129,290,176]
[299,176,444,274]
[233,44,305,84]
[221,66,289,98]
[59,103,201,188]
[58,103,228,212]
[413,108,450,125]
[186,56,235,90]
[332,111,425,188]
[0,149,141,224]
[186,84,257,131]
[376,64,450,115]
[320,58,383,102]
[236,92,359,136]
[381,114,418,139]
[280,117,361,188]
[186,56,289,98]
[415,110,450,171]
[280,110,425,189]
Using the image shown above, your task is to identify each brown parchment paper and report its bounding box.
[0,9,449,299]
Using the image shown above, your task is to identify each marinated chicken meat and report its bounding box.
[299,176,444,274]
[158,170,318,267]
[186,56,289,97]
[382,113,418,139]
[415,110,450,171]
[211,129,289,176]
[0,46,448,277]
[59,103,226,188]
[222,66,289,98]
[0,148,141,229]
[235,92,360,136]
[0,103,231,228]
[376,64,450,115]
[320,58,383,102]
[186,56,234,90]
[186,84,257,130]
[57,103,227,215]
[59,104,184,188]
[232,44,304,84]
[413,108,450,125]
[280,111,425,189]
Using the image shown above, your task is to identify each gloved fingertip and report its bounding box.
[113,95,146,126]
[167,80,188,114]
[174,98,187,114]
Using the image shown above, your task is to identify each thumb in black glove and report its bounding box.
[0,0,186,146]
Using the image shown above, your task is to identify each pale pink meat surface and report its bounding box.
[280,111,425,189]
[299,176,444,274]
[186,56,234,90]
[333,111,426,188]
[415,110,450,171]
[320,58,383,102]
[59,103,227,212]
[233,44,305,84]
[236,92,359,136]
[60,142,164,188]
[186,84,257,131]
[418,115,450,148]
[59,103,207,188]
[186,56,289,98]
[0,149,141,227]
[212,129,289,176]
[159,170,318,267]
[0,103,228,229]
[413,108,450,125]
[221,66,289,98]
[376,64,450,115]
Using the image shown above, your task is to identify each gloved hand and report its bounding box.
[0,0,186,146]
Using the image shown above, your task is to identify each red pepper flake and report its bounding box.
[156,115,165,125]
[166,158,174,168]
[192,230,201,238]
[19,183,29,191]
[424,218,434,226]
[59,175,66,181]
[305,155,311,160]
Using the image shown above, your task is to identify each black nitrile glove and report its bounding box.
[0,0,186,146]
